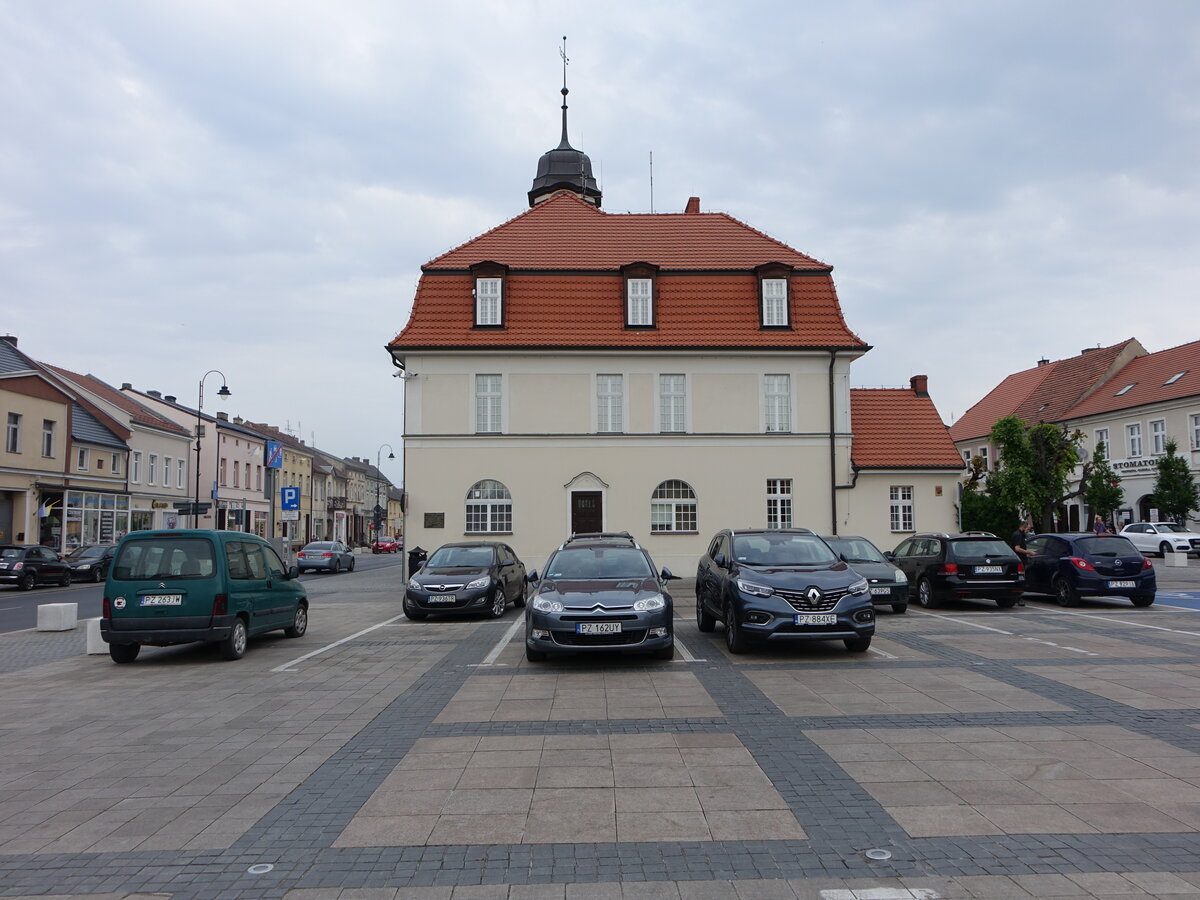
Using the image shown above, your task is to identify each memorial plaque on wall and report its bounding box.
[424,512,445,528]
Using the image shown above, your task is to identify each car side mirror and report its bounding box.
[883,551,895,561]
[287,564,300,580]
[500,560,514,568]
[660,567,679,581]
[713,553,728,569]
[526,570,539,583]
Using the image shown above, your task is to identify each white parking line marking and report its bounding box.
[271,614,406,672]
[910,609,1013,634]
[911,609,1099,655]
[868,645,898,659]
[1030,608,1200,639]
[672,635,703,662]
[474,617,525,667]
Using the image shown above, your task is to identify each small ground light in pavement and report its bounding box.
[864,847,893,860]
[246,864,274,874]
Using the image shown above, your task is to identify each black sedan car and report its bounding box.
[524,532,676,661]
[696,529,874,653]
[0,545,72,590]
[1024,533,1156,607]
[405,541,527,620]
[821,534,909,614]
[64,544,117,583]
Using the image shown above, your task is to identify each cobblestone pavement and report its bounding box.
[2,562,1200,898]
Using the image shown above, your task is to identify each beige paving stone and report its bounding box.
[1061,802,1194,832]
[695,785,790,811]
[1010,873,1091,895]
[377,767,462,791]
[475,735,546,751]
[444,787,533,814]
[1065,872,1141,893]
[359,788,453,815]
[1100,778,1200,804]
[820,742,906,762]
[523,807,616,844]
[706,809,806,840]
[536,766,616,789]
[427,812,527,844]
[1124,871,1200,894]
[862,780,962,807]
[686,765,773,787]
[614,765,693,788]
[975,803,1098,833]
[887,804,1005,837]
[616,810,711,842]
[332,814,438,847]
[615,787,701,812]
[839,760,934,783]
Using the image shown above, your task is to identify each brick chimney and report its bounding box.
[147,390,161,398]
[164,395,176,403]
[684,197,700,214]
[216,411,229,422]
[0,335,17,347]
[910,375,929,397]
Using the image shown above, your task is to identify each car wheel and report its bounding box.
[348,557,355,572]
[489,590,506,618]
[696,593,716,632]
[403,599,427,621]
[525,645,547,662]
[108,642,140,664]
[844,636,872,652]
[916,577,939,609]
[17,571,35,591]
[285,604,308,638]
[892,603,908,614]
[220,618,248,660]
[653,642,675,660]
[1053,577,1079,608]
[91,568,102,583]
[331,559,340,574]
[723,601,748,654]
[1160,542,1172,558]
[513,587,526,609]
[995,597,1018,609]
[1131,593,1155,608]
[60,569,71,587]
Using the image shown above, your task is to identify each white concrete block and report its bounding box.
[1165,551,1189,567]
[85,617,107,654]
[37,602,78,631]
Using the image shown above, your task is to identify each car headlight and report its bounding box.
[466,576,490,590]
[407,577,422,590]
[735,578,774,598]
[633,594,666,611]
[894,569,908,583]
[532,597,564,613]
[849,578,869,595]
[77,564,92,571]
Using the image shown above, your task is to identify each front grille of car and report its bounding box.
[776,622,846,634]
[559,614,639,622]
[1190,539,1200,550]
[777,587,845,612]
[552,629,648,646]
[420,582,466,593]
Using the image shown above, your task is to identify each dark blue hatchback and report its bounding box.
[1023,533,1155,607]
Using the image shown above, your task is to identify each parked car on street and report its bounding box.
[64,544,117,583]
[405,541,527,619]
[696,528,874,653]
[100,529,308,663]
[821,534,909,614]
[0,545,72,590]
[1119,522,1200,557]
[371,537,400,554]
[1023,532,1155,607]
[888,532,1024,609]
[525,532,676,661]
[296,541,356,574]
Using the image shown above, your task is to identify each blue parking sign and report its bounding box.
[281,486,300,511]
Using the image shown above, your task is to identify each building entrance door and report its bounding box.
[571,491,602,534]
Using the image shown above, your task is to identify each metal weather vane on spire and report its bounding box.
[558,35,572,149]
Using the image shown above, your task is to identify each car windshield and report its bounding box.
[1156,523,1187,533]
[546,547,653,579]
[66,546,107,561]
[732,533,839,567]
[427,546,495,568]
[1077,536,1140,557]
[951,539,1013,560]
[111,538,216,580]
[824,537,886,564]
[1,548,23,559]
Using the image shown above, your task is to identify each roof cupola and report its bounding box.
[528,36,601,208]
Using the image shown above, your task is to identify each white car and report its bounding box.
[1119,522,1200,557]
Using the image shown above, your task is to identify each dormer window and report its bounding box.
[471,261,508,327]
[621,262,659,328]
[755,263,792,328]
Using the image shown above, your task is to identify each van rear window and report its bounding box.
[112,538,216,581]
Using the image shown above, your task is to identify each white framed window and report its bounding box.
[1094,428,1109,455]
[961,449,972,470]
[475,277,502,326]
[164,457,172,487]
[766,478,792,529]
[890,485,914,532]
[475,375,502,434]
[1191,413,1200,451]
[111,453,122,476]
[178,458,186,489]
[597,375,624,433]
[218,457,227,486]
[626,278,653,326]
[650,479,697,533]
[244,463,251,489]
[76,448,89,471]
[465,479,512,533]
[764,375,791,433]
[1127,422,1143,458]
[659,374,686,433]
[1150,419,1167,455]
[979,446,989,471]
[5,413,20,453]
[131,450,142,483]
[232,460,239,486]
[256,466,262,491]
[42,420,55,458]
[148,453,158,485]
[761,278,788,326]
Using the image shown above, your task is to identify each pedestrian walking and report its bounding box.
[1093,514,1108,535]
[1010,519,1033,606]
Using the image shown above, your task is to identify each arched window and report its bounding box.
[465,480,512,533]
[651,480,697,533]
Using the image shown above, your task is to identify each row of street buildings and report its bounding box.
[0,336,402,552]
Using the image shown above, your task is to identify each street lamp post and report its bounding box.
[374,443,395,542]
[195,370,231,528]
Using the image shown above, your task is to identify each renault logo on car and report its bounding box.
[806,587,823,604]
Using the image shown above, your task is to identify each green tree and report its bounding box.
[1150,438,1200,524]
[1083,439,1123,527]
[987,415,1091,531]
[958,453,1020,535]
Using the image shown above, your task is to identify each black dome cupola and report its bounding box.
[528,36,601,208]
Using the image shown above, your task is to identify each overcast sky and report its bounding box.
[4,1,1198,486]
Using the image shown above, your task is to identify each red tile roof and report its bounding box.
[391,193,866,351]
[948,339,1143,442]
[46,365,192,437]
[851,388,964,469]
[1064,339,1200,419]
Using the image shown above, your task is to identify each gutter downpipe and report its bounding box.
[829,350,838,534]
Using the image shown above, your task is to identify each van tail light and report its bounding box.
[937,563,958,575]
[102,597,111,618]
[1069,557,1096,572]
[1142,556,1154,571]
[1016,562,1024,574]
[213,594,228,616]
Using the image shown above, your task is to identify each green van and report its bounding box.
[101,529,308,663]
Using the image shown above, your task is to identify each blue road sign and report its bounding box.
[281,486,300,511]
[265,440,283,469]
